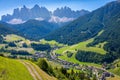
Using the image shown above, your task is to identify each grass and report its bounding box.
[0,56,57,80]
[1,34,36,54]
[0,44,6,49]
[0,56,34,80]
[54,30,107,67]
[109,59,120,76]
[15,48,34,53]
[4,34,25,42]
[49,61,62,68]
[5,47,35,54]
[58,51,101,67]
[106,76,120,80]
[95,42,107,49]
[27,61,57,80]
[110,68,120,76]
[74,38,106,54]
[55,46,70,54]
[3,34,31,47]
[39,39,65,47]
[55,30,107,55]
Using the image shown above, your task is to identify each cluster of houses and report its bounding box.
[78,65,114,80]
[32,51,47,59]
[49,50,115,80]
[50,51,79,68]
[31,50,115,80]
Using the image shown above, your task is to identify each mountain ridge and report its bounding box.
[1,5,89,23]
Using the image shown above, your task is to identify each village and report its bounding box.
[32,50,115,80]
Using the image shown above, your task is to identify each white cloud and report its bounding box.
[35,17,44,21]
[7,18,25,24]
[49,16,74,23]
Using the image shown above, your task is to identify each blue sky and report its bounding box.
[0,0,115,19]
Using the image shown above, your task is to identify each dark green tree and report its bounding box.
[37,58,49,72]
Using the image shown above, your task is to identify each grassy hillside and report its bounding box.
[55,38,107,55]
[27,61,57,80]
[107,76,120,80]
[0,56,34,80]
[3,34,31,46]
[54,30,107,66]
[39,39,65,47]
[45,1,120,46]
[55,30,107,54]
[1,34,36,54]
[0,56,57,80]
[4,34,25,42]
[109,59,120,76]
[0,23,15,35]
[11,20,58,41]
[0,22,17,43]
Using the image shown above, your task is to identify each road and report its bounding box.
[20,60,42,80]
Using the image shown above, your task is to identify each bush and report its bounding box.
[8,42,17,47]
[31,43,51,51]
[0,54,4,57]
[22,43,28,48]
[37,58,54,75]
[66,51,73,58]
[11,50,30,55]
[37,58,49,72]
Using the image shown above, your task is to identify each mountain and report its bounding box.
[0,21,17,43]
[0,5,89,41]
[1,5,51,22]
[90,1,120,54]
[45,1,120,45]
[9,20,58,40]
[30,5,51,20]
[1,5,89,24]
[44,1,120,64]
[53,6,89,18]
[0,22,15,35]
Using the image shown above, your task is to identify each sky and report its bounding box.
[0,0,116,20]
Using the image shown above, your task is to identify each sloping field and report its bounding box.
[20,60,57,80]
[54,30,107,67]
[55,30,107,55]
[0,56,34,80]
[0,56,57,80]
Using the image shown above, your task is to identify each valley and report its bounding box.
[0,33,120,80]
[0,0,120,80]
[54,30,106,66]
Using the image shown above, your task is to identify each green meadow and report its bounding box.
[54,30,107,67]
[0,56,34,80]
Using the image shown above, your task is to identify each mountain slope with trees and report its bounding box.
[10,20,58,40]
[0,22,17,43]
[45,1,120,45]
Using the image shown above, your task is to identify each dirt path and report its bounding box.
[20,60,42,80]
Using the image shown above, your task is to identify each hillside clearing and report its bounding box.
[55,30,107,55]
[39,39,64,46]
[4,34,25,42]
